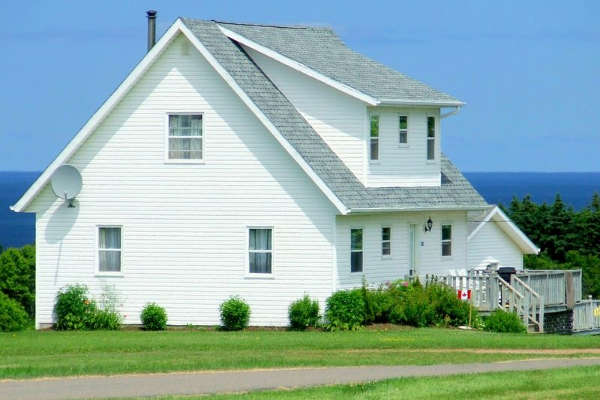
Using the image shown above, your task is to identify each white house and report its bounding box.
[12,14,539,328]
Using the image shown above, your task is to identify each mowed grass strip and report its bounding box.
[129,366,600,400]
[1,327,599,379]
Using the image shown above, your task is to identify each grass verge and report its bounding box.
[128,366,600,400]
[1,327,599,379]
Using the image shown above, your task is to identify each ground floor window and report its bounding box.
[98,226,122,272]
[249,228,272,273]
[442,224,452,256]
[351,228,363,272]
[382,227,391,256]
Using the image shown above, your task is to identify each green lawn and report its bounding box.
[1,327,599,379]
[145,366,600,400]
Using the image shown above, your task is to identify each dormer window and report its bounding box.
[399,116,408,144]
[369,115,379,161]
[427,116,435,160]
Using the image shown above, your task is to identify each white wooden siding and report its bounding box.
[243,46,368,184]
[30,34,337,328]
[335,211,467,289]
[366,107,441,187]
[468,222,524,269]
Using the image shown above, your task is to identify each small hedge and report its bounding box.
[484,309,527,333]
[288,295,320,330]
[0,292,29,332]
[140,303,167,330]
[324,280,475,331]
[220,296,250,331]
[54,284,121,330]
[325,289,364,331]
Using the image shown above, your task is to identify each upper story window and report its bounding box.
[168,114,203,160]
[249,228,272,274]
[351,228,363,272]
[441,224,452,256]
[98,226,122,273]
[369,115,379,161]
[382,227,391,256]
[427,116,435,160]
[399,116,408,144]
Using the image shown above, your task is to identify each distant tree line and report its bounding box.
[502,193,600,298]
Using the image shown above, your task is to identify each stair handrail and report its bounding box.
[496,275,523,299]
[496,275,525,319]
[513,275,544,332]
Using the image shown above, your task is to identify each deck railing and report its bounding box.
[573,300,600,332]
[516,270,582,306]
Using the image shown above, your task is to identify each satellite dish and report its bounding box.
[51,165,82,207]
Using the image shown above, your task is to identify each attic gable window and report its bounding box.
[369,115,379,161]
[168,114,203,161]
[427,116,435,160]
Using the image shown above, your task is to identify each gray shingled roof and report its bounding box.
[181,19,487,211]
[216,21,463,105]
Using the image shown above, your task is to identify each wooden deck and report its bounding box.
[425,269,600,334]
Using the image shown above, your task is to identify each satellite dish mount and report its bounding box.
[50,165,82,208]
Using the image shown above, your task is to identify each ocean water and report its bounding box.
[463,172,600,209]
[1,171,599,249]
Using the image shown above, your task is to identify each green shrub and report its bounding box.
[91,309,122,330]
[54,285,97,330]
[220,296,250,331]
[362,285,395,324]
[426,283,472,327]
[389,281,434,327]
[484,309,527,333]
[0,245,35,318]
[140,303,167,331]
[325,289,364,331]
[0,292,30,331]
[288,295,320,330]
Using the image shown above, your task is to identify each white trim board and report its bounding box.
[11,19,349,215]
[218,25,379,106]
[467,206,540,255]
[219,26,465,108]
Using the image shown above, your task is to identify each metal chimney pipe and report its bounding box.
[146,10,157,52]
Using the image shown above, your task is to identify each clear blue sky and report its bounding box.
[1,1,599,172]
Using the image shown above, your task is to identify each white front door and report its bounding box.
[409,224,417,277]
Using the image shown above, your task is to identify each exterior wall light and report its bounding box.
[424,217,433,232]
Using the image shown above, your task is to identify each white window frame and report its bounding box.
[350,227,364,273]
[96,225,124,276]
[369,114,380,162]
[164,112,205,164]
[441,224,452,257]
[398,115,408,147]
[426,115,436,161]
[381,226,392,258]
[246,226,275,278]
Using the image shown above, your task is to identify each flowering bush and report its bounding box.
[54,285,97,330]
[54,284,122,330]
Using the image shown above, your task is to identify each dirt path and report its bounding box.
[1,358,600,400]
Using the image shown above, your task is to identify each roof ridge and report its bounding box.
[210,19,316,30]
